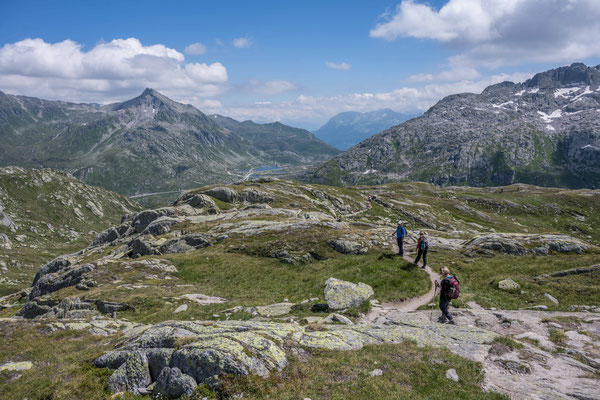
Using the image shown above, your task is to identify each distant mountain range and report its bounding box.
[313,109,417,150]
[0,89,339,195]
[309,63,600,189]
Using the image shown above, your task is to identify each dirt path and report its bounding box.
[359,241,440,324]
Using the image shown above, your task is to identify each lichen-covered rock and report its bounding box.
[132,208,175,233]
[28,263,94,300]
[153,367,197,398]
[255,302,294,317]
[498,278,521,290]
[238,188,274,203]
[158,234,211,254]
[129,237,156,258]
[96,300,130,314]
[464,234,590,256]
[324,278,374,310]
[95,319,496,397]
[328,239,367,255]
[107,351,152,395]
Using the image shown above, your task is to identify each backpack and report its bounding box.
[420,238,429,251]
[446,275,460,299]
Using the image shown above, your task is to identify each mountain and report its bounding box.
[0,89,337,196]
[313,109,417,150]
[209,114,340,164]
[309,63,600,189]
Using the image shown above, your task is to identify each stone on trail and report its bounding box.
[324,278,374,310]
[174,304,188,314]
[498,278,520,290]
[445,368,459,382]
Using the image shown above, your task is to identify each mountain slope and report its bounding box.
[0,89,338,195]
[209,114,340,164]
[0,167,141,296]
[310,63,600,189]
[313,109,417,150]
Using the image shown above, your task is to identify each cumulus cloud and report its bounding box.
[246,79,298,96]
[184,42,206,55]
[200,71,533,128]
[0,38,228,101]
[325,61,351,70]
[370,0,600,68]
[233,37,251,48]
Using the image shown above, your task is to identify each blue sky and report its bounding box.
[1,0,600,129]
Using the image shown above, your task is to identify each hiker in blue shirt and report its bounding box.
[390,221,406,256]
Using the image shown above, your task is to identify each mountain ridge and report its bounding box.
[309,63,600,189]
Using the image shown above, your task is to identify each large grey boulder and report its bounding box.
[238,188,274,203]
[174,192,217,209]
[324,278,374,310]
[28,264,94,300]
[153,367,197,398]
[132,208,175,233]
[204,187,238,203]
[498,278,521,291]
[142,217,179,236]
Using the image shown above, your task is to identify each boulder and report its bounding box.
[498,278,520,291]
[142,217,179,236]
[324,278,374,310]
[129,237,156,258]
[255,302,294,317]
[132,208,175,233]
[153,367,197,398]
[204,187,238,203]
[328,239,367,255]
[174,192,217,209]
[29,264,94,300]
[96,300,130,314]
[238,188,274,203]
[445,368,459,382]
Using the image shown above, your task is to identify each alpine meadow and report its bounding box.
[1,1,599,399]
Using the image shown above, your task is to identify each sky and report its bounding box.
[1,0,600,130]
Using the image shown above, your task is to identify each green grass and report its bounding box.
[218,342,508,400]
[0,322,114,400]
[434,250,600,310]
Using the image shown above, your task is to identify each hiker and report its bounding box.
[390,221,406,256]
[435,266,459,325]
[414,231,429,268]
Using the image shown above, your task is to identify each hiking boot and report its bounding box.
[437,316,447,324]
[447,320,456,325]
[421,265,426,269]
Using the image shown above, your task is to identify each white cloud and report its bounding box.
[246,79,298,96]
[199,71,533,127]
[325,61,351,70]
[184,42,206,55]
[0,38,228,101]
[371,0,600,67]
[233,37,251,48]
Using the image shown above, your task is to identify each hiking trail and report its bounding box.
[359,241,440,324]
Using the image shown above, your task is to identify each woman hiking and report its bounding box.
[435,266,458,325]
[390,221,407,256]
[414,231,429,269]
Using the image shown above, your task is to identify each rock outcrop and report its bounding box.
[324,278,374,310]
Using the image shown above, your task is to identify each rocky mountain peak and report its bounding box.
[525,62,600,89]
[113,88,179,113]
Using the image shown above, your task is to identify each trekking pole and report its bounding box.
[430,286,437,322]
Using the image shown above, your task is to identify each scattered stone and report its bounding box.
[329,313,354,325]
[174,304,188,314]
[498,278,520,291]
[445,368,459,382]
[324,278,373,310]
[177,294,227,305]
[255,302,295,317]
[0,361,33,372]
[369,368,383,377]
[544,293,559,304]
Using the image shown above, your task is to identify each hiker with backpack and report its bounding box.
[414,231,429,268]
[390,221,407,256]
[434,266,459,325]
